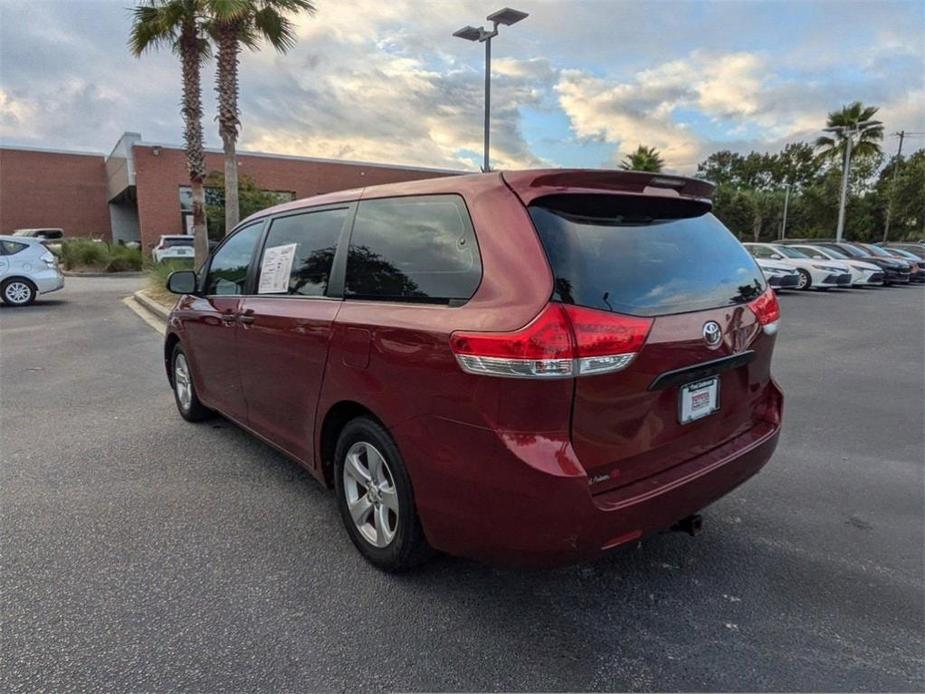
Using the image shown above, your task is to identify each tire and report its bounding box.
[334,417,432,571]
[171,343,212,422]
[796,269,812,290]
[1,278,37,306]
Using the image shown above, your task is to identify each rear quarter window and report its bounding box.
[529,194,765,317]
[345,195,481,303]
[1,240,29,255]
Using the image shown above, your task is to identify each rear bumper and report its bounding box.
[393,383,783,567]
[34,269,65,294]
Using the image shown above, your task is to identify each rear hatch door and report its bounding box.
[525,191,775,492]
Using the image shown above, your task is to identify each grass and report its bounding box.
[146,258,195,306]
[57,239,143,272]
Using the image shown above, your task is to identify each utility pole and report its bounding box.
[882,130,906,242]
[779,183,791,240]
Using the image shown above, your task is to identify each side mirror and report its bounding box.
[167,270,198,295]
[770,253,782,260]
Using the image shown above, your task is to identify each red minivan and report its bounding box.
[164,170,783,571]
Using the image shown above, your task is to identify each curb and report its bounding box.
[63,271,146,278]
[132,290,172,321]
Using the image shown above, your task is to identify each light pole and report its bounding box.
[453,7,528,173]
[779,183,791,240]
[823,119,881,242]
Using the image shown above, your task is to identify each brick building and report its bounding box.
[0,132,461,250]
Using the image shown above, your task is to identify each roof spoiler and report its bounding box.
[502,169,715,206]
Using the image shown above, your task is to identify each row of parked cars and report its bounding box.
[745,240,925,290]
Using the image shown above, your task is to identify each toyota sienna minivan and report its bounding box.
[163,170,783,571]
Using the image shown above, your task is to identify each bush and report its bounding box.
[106,244,142,272]
[57,239,142,272]
[146,258,195,303]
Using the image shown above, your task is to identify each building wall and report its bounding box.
[133,145,458,249]
[0,148,112,239]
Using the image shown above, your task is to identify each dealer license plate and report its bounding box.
[679,377,720,424]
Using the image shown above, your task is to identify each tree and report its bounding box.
[209,0,315,235]
[814,101,884,163]
[130,0,211,267]
[203,170,291,237]
[620,145,664,173]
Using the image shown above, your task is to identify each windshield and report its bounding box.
[833,244,867,258]
[775,246,808,259]
[529,194,765,317]
[163,237,194,248]
[860,244,892,257]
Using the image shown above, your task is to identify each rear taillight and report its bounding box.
[749,289,780,335]
[449,303,653,379]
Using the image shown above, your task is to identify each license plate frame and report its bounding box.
[679,376,720,424]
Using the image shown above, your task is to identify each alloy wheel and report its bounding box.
[342,441,399,548]
[4,281,33,305]
[174,353,193,411]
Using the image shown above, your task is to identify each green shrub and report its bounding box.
[57,239,143,272]
[147,258,195,301]
[106,244,142,272]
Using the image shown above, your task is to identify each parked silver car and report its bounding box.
[0,235,65,306]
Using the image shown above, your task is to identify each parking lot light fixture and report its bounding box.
[453,7,529,173]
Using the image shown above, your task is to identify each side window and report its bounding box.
[0,240,28,255]
[204,223,263,296]
[345,195,481,303]
[256,207,348,296]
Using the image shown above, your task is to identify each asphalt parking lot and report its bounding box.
[2,276,923,692]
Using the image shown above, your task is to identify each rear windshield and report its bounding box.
[163,237,194,247]
[529,194,765,317]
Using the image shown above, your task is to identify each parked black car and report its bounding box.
[810,242,912,285]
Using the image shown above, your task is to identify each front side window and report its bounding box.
[345,195,481,303]
[256,207,348,296]
[530,194,765,317]
[204,223,263,296]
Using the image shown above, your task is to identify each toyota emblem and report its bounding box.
[702,321,722,348]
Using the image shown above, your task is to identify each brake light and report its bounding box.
[749,289,780,335]
[449,303,653,378]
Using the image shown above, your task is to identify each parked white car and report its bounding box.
[787,244,884,287]
[744,242,852,290]
[0,235,65,306]
[152,235,195,263]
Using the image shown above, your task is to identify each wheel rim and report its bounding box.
[797,272,809,289]
[342,441,399,548]
[4,281,32,304]
[174,354,193,411]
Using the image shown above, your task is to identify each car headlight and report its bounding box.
[811,264,833,271]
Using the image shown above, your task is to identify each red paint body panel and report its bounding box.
[166,169,782,568]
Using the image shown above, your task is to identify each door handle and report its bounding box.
[237,309,255,325]
[220,310,237,326]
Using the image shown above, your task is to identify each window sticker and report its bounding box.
[258,243,297,294]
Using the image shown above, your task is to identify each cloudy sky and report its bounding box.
[1,0,923,173]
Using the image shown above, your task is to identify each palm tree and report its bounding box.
[620,145,665,173]
[209,0,315,234]
[815,101,884,163]
[130,0,211,267]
